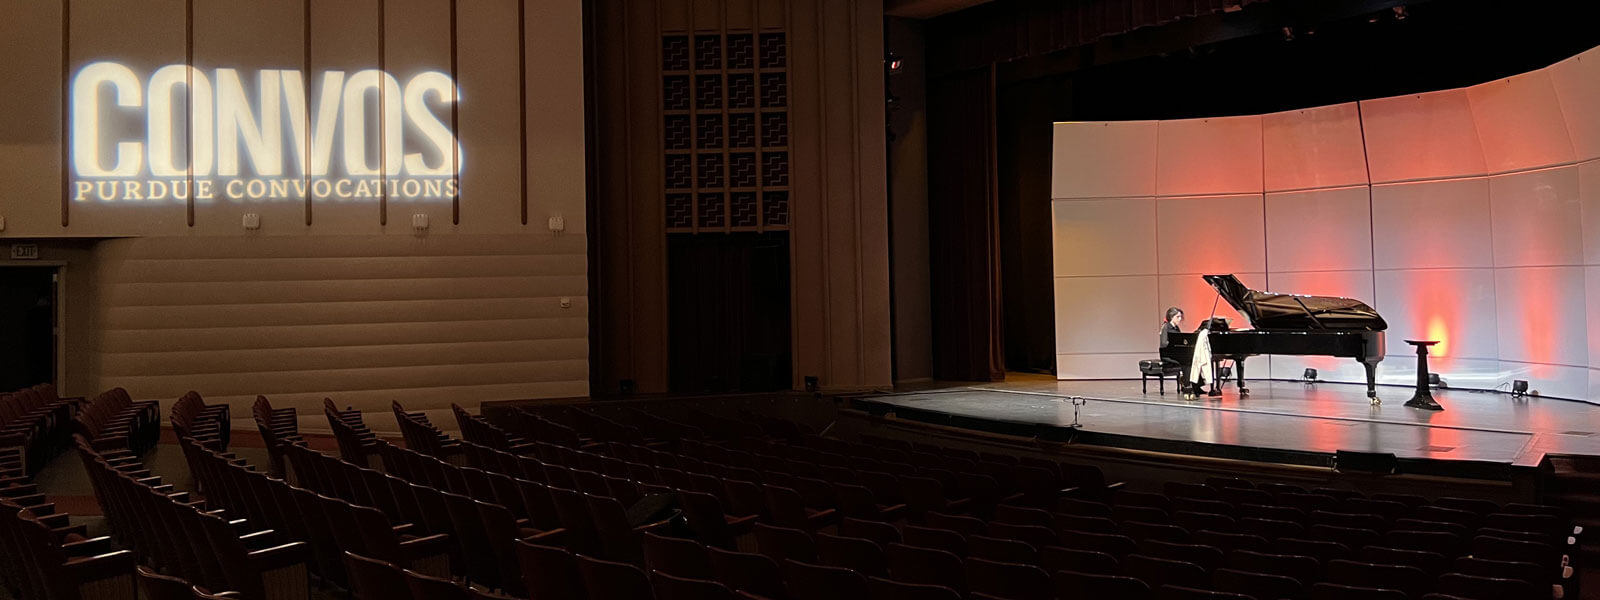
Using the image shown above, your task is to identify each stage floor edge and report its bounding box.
[848,378,1600,479]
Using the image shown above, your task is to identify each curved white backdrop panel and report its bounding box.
[1051,45,1600,402]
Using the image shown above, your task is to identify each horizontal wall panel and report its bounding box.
[1488,166,1584,268]
[1055,276,1157,355]
[101,339,586,377]
[1375,355,1503,389]
[1156,194,1265,275]
[1156,116,1264,197]
[103,359,587,400]
[1550,47,1600,163]
[1371,178,1493,270]
[1051,198,1156,277]
[1360,89,1487,183]
[1051,121,1158,199]
[1264,187,1373,272]
[1057,353,1154,380]
[108,254,587,283]
[1262,103,1368,192]
[105,300,588,330]
[1494,266,1588,368]
[101,318,586,354]
[1374,268,1497,361]
[1496,361,1592,403]
[1467,70,1576,173]
[104,275,586,306]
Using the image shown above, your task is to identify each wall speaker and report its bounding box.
[1335,450,1397,474]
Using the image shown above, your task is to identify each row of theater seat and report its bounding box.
[2,384,81,476]
[74,387,160,455]
[80,435,310,600]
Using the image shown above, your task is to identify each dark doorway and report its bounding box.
[668,232,792,393]
[0,267,57,391]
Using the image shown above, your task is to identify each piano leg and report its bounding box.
[1236,358,1249,396]
[1363,360,1380,404]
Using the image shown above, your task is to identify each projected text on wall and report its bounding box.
[71,61,461,203]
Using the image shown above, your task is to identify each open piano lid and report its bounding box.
[1202,274,1387,331]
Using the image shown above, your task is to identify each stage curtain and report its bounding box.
[928,0,1273,74]
[928,65,1006,382]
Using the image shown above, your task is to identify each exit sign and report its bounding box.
[9,244,39,260]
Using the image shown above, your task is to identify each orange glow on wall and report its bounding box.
[1425,315,1449,357]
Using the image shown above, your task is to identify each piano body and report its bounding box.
[1200,274,1387,398]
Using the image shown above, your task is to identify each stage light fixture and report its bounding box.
[1302,368,1318,382]
[805,375,820,393]
[619,379,636,394]
[1281,26,1295,42]
[1392,5,1408,20]
[1512,379,1529,397]
[887,53,904,74]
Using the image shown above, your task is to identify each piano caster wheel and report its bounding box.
[1370,397,1381,406]
[1238,388,1250,397]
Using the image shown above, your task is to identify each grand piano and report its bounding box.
[1197,274,1387,399]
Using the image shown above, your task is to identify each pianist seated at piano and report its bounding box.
[1168,274,1389,402]
[1157,307,1216,397]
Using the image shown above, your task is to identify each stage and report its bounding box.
[851,376,1600,478]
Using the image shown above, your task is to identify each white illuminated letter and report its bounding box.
[72,62,143,177]
[217,69,283,176]
[342,70,404,176]
[282,70,345,176]
[402,71,460,175]
[147,65,215,177]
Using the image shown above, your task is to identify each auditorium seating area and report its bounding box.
[0,391,1587,600]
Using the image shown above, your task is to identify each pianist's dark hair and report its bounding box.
[1165,307,1183,322]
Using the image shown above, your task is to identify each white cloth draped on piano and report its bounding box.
[1188,328,1213,388]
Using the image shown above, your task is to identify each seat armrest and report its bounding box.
[244,541,310,571]
[62,535,116,556]
[60,549,137,582]
[398,533,454,558]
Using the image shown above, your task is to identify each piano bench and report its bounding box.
[1140,360,1181,394]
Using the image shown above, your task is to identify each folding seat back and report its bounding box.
[707,546,786,600]
[1121,520,1190,543]
[839,517,900,548]
[1211,567,1302,600]
[924,511,985,536]
[1359,545,1448,577]
[901,525,966,557]
[1040,545,1119,576]
[1122,554,1208,589]
[885,543,965,593]
[785,559,870,600]
[512,541,585,600]
[651,571,738,600]
[136,565,195,600]
[642,532,713,579]
[753,522,816,565]
[576,555,655,600]
[1436,572,1538,600]
[981,522,1054,553]
[1326,559,1430,598]
[343,552,413,600]
[815,532,886,577]
[1139,539,1223,572]
[866,576,962,600]
[1052,569,1152,600]
[405,569,475,600]
[964,557,1051,600]
[1057,529,1138,557]
[1156,586,1255,599]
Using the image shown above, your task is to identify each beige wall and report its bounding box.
[0,0,588,416]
